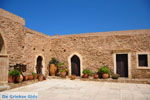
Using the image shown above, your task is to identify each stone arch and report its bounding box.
[0,33,8,84]
[34,54,45,75]
[68,53,83,76]
[0,33,6,54]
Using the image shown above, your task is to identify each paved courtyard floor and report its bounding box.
[1,79,150,100]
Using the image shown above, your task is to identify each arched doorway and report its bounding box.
[71,55,80,76]
[36,56,43,74]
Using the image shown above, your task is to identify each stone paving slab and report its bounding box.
[1,79,150,100]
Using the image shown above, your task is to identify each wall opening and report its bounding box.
[36,56,43,74]
[71,55,80,76]
[116,54,128,77]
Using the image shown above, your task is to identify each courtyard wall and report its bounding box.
[0,8,150,79]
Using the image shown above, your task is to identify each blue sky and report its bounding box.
[1,0,150,35]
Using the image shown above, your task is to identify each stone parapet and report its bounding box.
[0,8,25,25]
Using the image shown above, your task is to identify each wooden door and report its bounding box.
[116,54,128,77]
[71,55,80,76]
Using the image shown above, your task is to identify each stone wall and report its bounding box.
[0,8,150,79]
[0,9,52,76]
[50,30,150,78]
[0,9,25,25]
[0,15,26,65]
[22,28,52,75]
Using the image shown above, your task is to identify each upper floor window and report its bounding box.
[138,54,148,67]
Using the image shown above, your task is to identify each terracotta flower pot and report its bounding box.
[38,74,44,81]
[33,74,38,80]
[93,74,99,79]
[60,72,67,78]
[49,64,57,76]
[43,76,46,80]
[82,74,89,78]
[28,75,34,80]
[23,75,28,81]
[15,75,23,83]
[8,76,15,83]
[70,75,76,80]
[102,73,109,79]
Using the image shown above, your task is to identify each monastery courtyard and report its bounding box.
[1,79,150,100]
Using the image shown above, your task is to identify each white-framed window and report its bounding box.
[137,53,150,69]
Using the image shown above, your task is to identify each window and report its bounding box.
[138,54,148,67]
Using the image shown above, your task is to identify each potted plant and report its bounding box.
[38,74,44,81]
[32,72,38,80]
[98,66,110,79]
[8,69,23,83]
[69,75,76,80]
[8,70,16,83]
[23,75,28,81]
[82,69,92,78]
[28,73,34,80]
[93,72,99,79]
[59,66,68,78]
[49,58,60,76]
[43,76,47,80]
[111,74,120,79]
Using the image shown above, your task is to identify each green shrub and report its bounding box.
[49,58,64,67]
[49,58,59,65]
[82,69,92,76]
[98,66,110,74]
[9,69,20,76]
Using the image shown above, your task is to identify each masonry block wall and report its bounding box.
[0,9,52,76]
[51,30,150,78]
[23,28,52,75]
[0,8,150,79]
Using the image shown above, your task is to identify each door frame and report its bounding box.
[113,53,131,78]
[68,53,83,76]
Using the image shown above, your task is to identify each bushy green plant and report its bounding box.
[82,69,92,76]
[98,66,110,74]
[49,58,59,65]
[49,58,64,67]
[9,69,20,76]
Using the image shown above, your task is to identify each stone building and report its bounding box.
[0,8,150,84]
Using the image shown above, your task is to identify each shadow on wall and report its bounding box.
[0,34,5,54]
